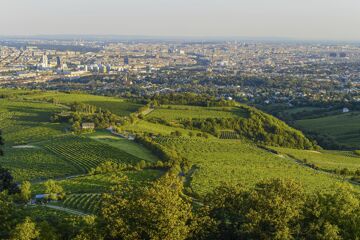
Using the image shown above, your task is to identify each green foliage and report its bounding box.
[146,105,245,121]
[150,93,237,107]
[155,137,340,196]
[147,104,316,149]
[193,179,360,240]
[302,184,360,239]
[0,166,19,194]
[53,102,121,130]
[10,217,40,240]
[273,147,360,174]
[24,91,141,116]
[0,191,17,237]
[296,111,360,149]
[44,180,65,200]
[101,175,193,240]
[19,181,31,203]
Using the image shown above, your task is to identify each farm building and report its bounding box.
[82,122,95,130]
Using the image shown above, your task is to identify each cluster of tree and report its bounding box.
[51,102,120,132]
[301,131,346,150]
[62,176,360,240]
[89,160,168,175]
[175,108,316,149]
[135,135,191,174]
[148,93,237,107]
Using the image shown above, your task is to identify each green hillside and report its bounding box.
[296,111,360,148]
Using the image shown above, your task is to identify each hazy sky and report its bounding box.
[1,0,360,40]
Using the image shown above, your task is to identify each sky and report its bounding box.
[1,0,360,41]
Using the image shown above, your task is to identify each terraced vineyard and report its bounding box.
[62,193,102,214]
[42,136,143,172]
[220,131,239,139]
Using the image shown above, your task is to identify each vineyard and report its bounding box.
[220,131,240,139]
[154,137,342,196]
[0,147,80,182]
[61,193,102,214]
[146,105,247,121]
[89,131,159,162]
[30,170,165,200]
[42,136,144,172]
[272,147,360,172]
[22,91,141,117]
[296,111,360,148]
[0,99,66,144]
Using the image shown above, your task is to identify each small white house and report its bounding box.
[343,107,350,113]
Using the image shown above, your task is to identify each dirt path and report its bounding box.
[279,153,360,186]
[29,174,86,185]
[43,205,89,216]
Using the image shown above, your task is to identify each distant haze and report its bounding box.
[1,0,360,41]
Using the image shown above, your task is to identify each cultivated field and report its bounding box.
[296,111,360,148]
[146,105,248,121]
[154,137,343,196]
[0,99,66,144]
[88,131,159,162]
[42,136,145,173]
[272,147,360,172]
[23,91,141,116]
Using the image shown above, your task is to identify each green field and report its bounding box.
[146,105,248,121]
[23,91,141,116]
[42,136,145,173]
[0,147,79,182]
[154,137,343,196]
[88,131,159,162]
[272,147,360,172]
[296,111,360,148]
[0,99,66,144]
[122,119,210,137]
[32,169,164,195]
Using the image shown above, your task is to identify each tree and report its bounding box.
[44,180,65,200]
[302,184,360,240]
[0,166,19,194]
[0,191,17,237]
[0,129,3,156]
[195,179,306,240]
[101,174,193,240]
[37,221,61,240]
[10,217,39,240]
[19,181,31,203]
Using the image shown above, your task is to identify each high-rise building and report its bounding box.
[56,56,62,68]
[41,53,48,68]
[124,56,129,65]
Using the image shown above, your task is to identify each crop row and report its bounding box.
[43,136,142,172]
[63,193,101,214]
[220,131,240,139]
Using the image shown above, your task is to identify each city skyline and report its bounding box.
[1,0,360,41]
